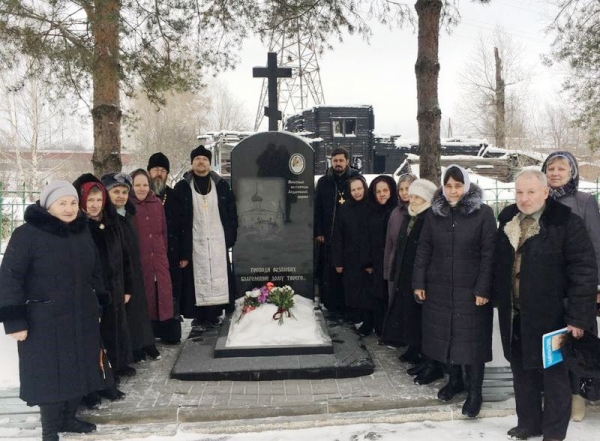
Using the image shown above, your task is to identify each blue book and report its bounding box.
[542,327,568,369]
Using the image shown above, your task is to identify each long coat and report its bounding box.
[413,185,497,365]
[366,176,399,302]
[383,202,409,283]
[552,191,600,285]
[174,171,238,318]
[330,198,372,310]
[73,173,133,370]
[120,202,155,350]
[130,191,174,322]
[158,186,184,314]
[382,209,428,347]
[0,204,105,405]
[493,199,598,369]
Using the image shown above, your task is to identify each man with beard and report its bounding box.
[315,147,360,316]
[174,145,238,328]
[147,152,186,344]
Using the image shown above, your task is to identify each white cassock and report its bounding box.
[190,180,229,306]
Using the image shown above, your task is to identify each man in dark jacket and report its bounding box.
[174,145,238,327]
[147,152,185,343]
[493,169,597,441]
[314,147,360,314]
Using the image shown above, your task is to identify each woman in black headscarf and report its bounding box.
[366,175,398,337]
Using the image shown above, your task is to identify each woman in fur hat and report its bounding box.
[542,151,600,422]
[382,179,444,386]
[102,172,159,362]
[0,181,103,440]
[413,165,496,418]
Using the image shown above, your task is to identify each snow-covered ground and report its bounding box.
[0,327,20,390]
[2,415,599,440]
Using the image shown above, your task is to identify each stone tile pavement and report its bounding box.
[3,319,583,439]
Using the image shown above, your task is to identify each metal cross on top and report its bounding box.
[253,52,292,131]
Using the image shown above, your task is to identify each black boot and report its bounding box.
[437,364,465,401]
[462,364,484,418]
[39,402,64,441]
[81,392,102,410]
[407,360,427,376]
[98,385,126,401]
[414,359,444,385]
[62,398,96,434]
[399,346,423,364]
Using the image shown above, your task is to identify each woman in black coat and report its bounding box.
[381,179,444,385]
[0,181,103,441]
[331,176,372,335]
[367,175,398,336]
[413,165,496,418]
[73,174,135,378]
[102,172,158,362]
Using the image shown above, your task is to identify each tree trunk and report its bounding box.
[494,47,506,148]
[90,0,122,176]
[414,0,442,183]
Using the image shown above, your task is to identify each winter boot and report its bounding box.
[437,364,465,401]
[571,394,586,422]
[399,346,423,364]
[98,385,126,401]
[62,398,96,434]
[462,364,484,418]
[39,402,64,441]
[81,392,102,410]
[407,360,427,376]
[414,359,444,385]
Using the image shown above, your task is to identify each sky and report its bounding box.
[218,0,563,139]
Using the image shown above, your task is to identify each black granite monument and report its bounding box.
[231,132,315,299]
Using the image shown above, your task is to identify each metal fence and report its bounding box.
[1,181,600,254]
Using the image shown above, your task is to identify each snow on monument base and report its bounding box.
[214,296,333,358]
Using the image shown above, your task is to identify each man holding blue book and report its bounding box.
[493,169,598,441]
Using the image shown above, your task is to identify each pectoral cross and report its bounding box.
[339,196,345,204]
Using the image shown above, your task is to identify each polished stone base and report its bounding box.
[171,315,374,381]
[213,310,333,358]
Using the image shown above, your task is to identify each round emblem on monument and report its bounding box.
[289,153,305,175]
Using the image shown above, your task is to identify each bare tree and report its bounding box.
[454,26,534,148]
[206,80,252,132]
[0,62,82,192]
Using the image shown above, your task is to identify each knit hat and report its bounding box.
[190,145,212,163]
[147,152,170,173]
[101,172,133,191]
[408,179,437,203]
[442,164,471,200]
[40,180,79,210]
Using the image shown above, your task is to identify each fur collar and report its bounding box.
[24,202,88,237]
[431,183,484,217]
[499,198,573,250]
[503,213,541,251]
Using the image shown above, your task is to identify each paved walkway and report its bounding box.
[0,318,596,439]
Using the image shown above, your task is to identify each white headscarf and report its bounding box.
[442,164,470,203]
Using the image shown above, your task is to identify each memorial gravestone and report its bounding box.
[231,131,314,299]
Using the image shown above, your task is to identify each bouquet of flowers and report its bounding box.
[236,282,296,325]
[237,282,274,323]
[268,285,296,325]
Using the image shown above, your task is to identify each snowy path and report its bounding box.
[1,414,599,440]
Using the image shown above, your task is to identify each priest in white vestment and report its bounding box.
[174,145,239,328]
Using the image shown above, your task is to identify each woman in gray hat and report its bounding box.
[0,181,104,440]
